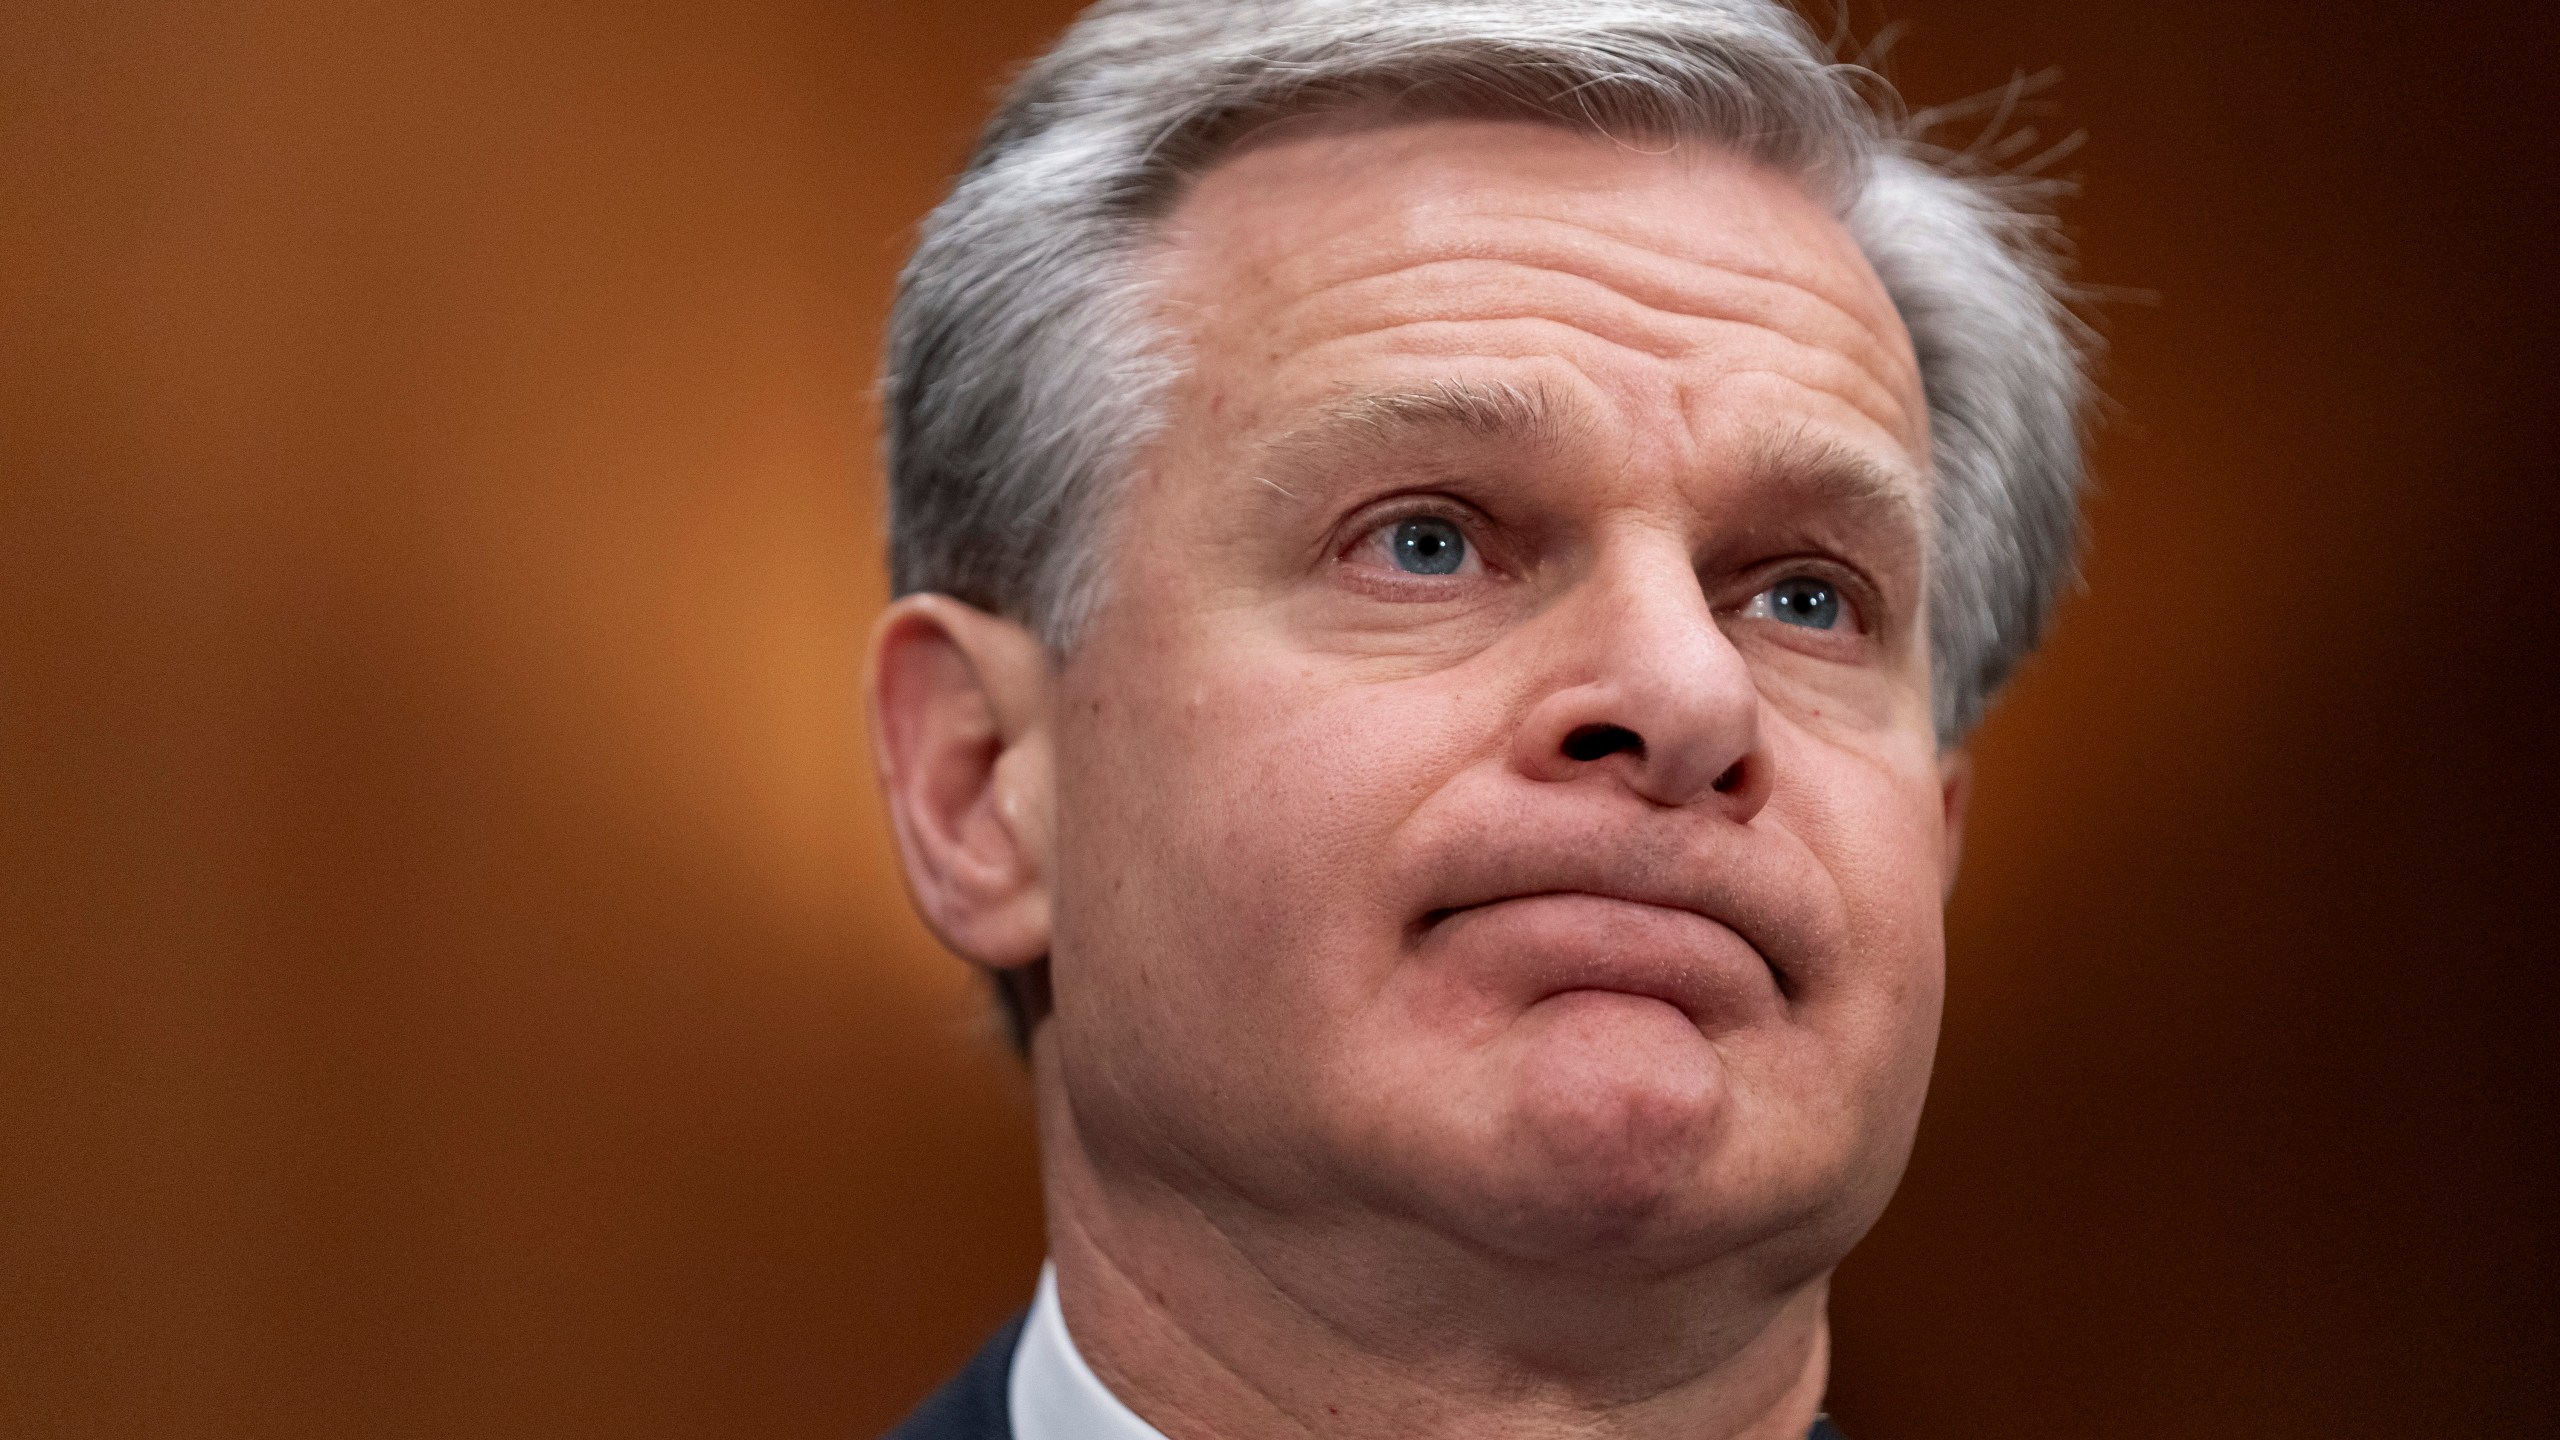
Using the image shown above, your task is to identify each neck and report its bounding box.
[1030,1049,1833,1440]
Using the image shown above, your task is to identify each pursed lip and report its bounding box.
[1420,877,1727,932]
[1415,885,1786,1028]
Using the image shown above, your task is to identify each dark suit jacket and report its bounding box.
[885,1315,1851,1439]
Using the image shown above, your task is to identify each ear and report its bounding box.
[865,594,1056,972]
[1936,746,1974,903]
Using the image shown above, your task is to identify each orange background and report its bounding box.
[4,2,2552,1436]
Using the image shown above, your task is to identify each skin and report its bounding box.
[869,118,1970,1440]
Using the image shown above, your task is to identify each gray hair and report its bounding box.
[885,0,2089,744]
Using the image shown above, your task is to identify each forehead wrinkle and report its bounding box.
[1271,259,1918,443]
[1515,214,1909,364]
[1293,213,1912,381]
[1278,312,1912,447]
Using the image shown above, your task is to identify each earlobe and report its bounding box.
[1937,746,1974,902]
[865,595,1057,971]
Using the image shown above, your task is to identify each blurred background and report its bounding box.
[4,1,2553,1436]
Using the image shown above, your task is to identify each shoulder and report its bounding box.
[881,1311,1027,1440]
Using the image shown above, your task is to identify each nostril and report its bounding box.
[1711,760,1745,794]
[1562,723,1644,763]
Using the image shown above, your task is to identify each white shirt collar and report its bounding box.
[1011,1260,1835,1438]
[1009,1261,1170,1440]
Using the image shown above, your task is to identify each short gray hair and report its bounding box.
[885,0,2089,743]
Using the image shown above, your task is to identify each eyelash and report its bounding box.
[1336,500,1499,577]
[1728,563,1875,642]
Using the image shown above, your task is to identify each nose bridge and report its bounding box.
[1510,526,1767,813]
[1581,528,1741,709]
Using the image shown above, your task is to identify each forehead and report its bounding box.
[1146,117,1930,487]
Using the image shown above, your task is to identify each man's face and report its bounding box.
[1041,119,1956,1278]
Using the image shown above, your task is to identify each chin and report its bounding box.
[1438,990,1758,1263]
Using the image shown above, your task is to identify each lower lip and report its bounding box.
[1420,892,1777,1026]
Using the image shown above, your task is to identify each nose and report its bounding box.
[1509,546,1772,820]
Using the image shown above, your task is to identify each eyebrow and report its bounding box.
[1253,379,1928,551]
[1258,377,1584,488]
[1740,429,1930,549]
[1322,377,1562,439]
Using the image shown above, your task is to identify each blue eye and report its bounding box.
[1767,576,1840,630]
[1391,517,1467,575]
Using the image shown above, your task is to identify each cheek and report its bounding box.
[1776,738,1950,1065]
[1050,629,1503,1029]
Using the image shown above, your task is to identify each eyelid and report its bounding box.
[1726,559,1882,636]
[1333,494,1502,572]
